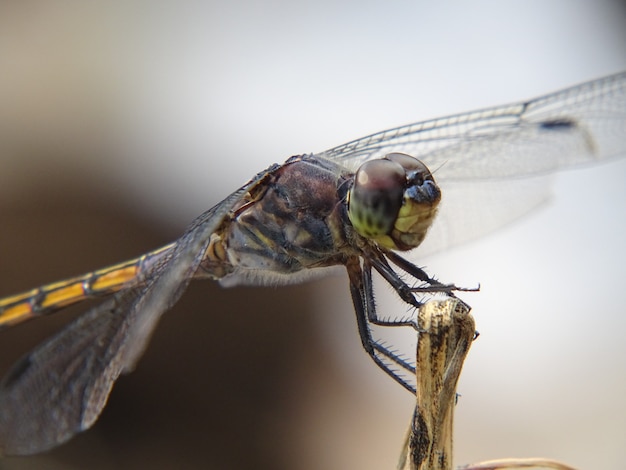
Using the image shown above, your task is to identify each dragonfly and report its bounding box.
[0,71,624,456]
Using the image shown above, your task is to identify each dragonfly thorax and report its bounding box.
[347,153,441,251]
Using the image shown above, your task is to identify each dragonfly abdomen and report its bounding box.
[0,244,173,329]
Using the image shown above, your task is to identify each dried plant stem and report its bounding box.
[398,298,475,470]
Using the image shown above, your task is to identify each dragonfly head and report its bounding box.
[347,153,441,251]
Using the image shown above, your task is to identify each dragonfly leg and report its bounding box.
[370,252,476,332]
[367,254,423,312]
[385,250,478,294]
[347,259,416,393]
[363,259,418,328]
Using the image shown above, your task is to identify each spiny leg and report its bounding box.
[385,250,477,295]
[364,258,418,329]
[346,258,416,393]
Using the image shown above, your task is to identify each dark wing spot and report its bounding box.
[539,118,576,131]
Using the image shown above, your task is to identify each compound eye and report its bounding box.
[385,153,433,183]
[348,159,405,238]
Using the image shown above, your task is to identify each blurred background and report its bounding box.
[0,1,624,469]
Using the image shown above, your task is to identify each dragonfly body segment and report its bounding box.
[0,71,624,456]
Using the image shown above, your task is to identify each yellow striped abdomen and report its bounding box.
[0,244,173,329]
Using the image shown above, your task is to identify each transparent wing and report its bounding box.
[0,183,250,456]
[320,72,626,256]
[319,72,626,180]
